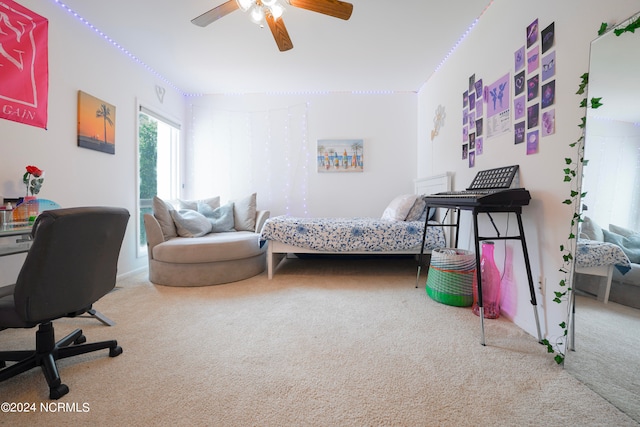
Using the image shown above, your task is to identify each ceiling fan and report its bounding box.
[191,0,353,52]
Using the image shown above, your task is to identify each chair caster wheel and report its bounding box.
[0,360,5,369]
[50,383,69,399]
[74,335,87,345]
[109,346,123,357]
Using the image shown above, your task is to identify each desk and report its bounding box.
[0,224,33,257]
[419,200,542,346]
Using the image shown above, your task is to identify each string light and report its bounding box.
[52,0,494,96]
[50,0,197,97]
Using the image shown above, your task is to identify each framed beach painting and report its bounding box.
[317,139,364,173]
[77,90,116,154]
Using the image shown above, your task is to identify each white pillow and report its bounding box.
[609,223,638,238]
[198,202,235,232]
[152,196,177,240]
[232,193,257,232]
[178,196,220,211]
[170,209,212,237]
[382,194,420,221]
[581,216,604,241]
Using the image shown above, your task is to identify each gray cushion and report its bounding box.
[170,209,212,237]
[405,197,427,221]
[232,193,257,232]
[603,229,640,264]
[153,196,177,239]
[198,202,235,232]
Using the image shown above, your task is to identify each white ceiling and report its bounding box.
[60,0,492,95]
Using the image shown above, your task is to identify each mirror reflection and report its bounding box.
[570,11,640,423]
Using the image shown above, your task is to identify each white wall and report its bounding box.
[187,93,418,218]
[0,1,186,283]
[417,0,640,342]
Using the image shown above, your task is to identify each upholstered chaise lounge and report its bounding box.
[143,193,269,286]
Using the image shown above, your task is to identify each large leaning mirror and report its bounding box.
[568,12,640,423]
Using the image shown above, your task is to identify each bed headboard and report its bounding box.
[414,173,454,245]
[414,172,453,196]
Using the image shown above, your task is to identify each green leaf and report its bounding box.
[598,22,609,35]
[565,158,573,165]
[562,199,572,205]
[554,354,565,364]
[590,97,603,109]
[578,117,587,129]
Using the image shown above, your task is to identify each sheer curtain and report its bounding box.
[582,118,640,232]
[187,103,310,217]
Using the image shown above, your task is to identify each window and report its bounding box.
[137,106,181,255]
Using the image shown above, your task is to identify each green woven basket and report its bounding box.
[426,248,476,307]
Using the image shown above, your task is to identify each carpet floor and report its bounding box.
[0,256,636,426]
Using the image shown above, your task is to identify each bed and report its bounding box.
[260,173,452,279]
[574,216,637,304]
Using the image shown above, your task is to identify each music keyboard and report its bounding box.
[423,188,531,207]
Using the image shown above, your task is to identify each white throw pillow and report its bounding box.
[609,223,638,238]
[178,196,220,211]
[232,193,257,232]
[581,216,604,241]
[152,196,178,240]
[381,194,420,221]
[170,209,212,237]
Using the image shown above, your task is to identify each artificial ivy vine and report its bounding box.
[540,16,639,364]
[538,70,589,364]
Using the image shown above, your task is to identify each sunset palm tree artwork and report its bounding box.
[77,90,116,154]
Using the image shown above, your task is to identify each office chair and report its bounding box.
[0,207,129,399]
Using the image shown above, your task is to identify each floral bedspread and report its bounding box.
[576,238,631,274]
[260,216,446,252]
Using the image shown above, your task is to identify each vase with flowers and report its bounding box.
[23,165,44,199]
[21,165,44,222]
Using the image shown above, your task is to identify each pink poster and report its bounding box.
[0,1,49,129]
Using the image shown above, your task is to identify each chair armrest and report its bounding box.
[0,284,15,299]
[255,210,270,233]
[144,213,165,259]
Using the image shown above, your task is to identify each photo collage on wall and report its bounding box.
[461,75,485,168]
[461,19,556,167]
[515,19,556,154]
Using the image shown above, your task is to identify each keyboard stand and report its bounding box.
[419,202,542,346]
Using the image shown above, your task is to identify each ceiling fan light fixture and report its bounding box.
[268,3,285,20]
[236,0,254,12]
[249,5,265,24]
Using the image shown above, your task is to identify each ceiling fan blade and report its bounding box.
[191,0,239,27]
[288,0,353,20]
[266,14,294,52]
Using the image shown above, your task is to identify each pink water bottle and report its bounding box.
[472,241,501,319]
